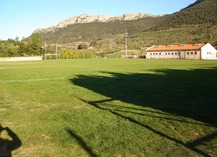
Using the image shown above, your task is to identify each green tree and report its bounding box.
[30,32,43,55]
[15,37,19,42]
[18,42,27,56]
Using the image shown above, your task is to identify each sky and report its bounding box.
[0,0,196,40]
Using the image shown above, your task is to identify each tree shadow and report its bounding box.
[71,68,217,126]
[70,67,217,156]
[0,124,22,157]
[66,128,99,157]
[75,96,217,157]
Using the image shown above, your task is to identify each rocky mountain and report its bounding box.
[35,13,157,33]
[34,0,217,50]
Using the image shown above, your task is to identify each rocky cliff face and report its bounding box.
[35,13,158,33]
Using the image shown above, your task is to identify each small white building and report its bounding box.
[201,43,217,60]
[146,43,217,60]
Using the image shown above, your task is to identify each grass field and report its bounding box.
[0,59,217,157]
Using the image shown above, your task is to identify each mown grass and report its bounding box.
[0,59,217,157]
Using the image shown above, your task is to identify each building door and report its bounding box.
[180,52,185,59]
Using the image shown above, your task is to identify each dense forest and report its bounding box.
[1,0,217,57]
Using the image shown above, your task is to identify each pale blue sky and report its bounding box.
[0,0,196,40]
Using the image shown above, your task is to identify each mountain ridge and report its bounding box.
[35,13,159,33]
[35,0,217,49]
[185,0,205,9]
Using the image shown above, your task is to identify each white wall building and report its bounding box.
[201,43,217,60]
[146,43,217,60]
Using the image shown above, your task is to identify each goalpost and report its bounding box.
[44,53,60,60]
[44,42,60,60]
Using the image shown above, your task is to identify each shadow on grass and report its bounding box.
[71,68,217,126]
[75,97,217,157]
[71,67,217,156]
[66,128,99,157]
[0,124,22,157]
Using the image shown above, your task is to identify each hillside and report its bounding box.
[158,0,217,28]
[35,0,217,52]
[35,13,158,34]
[36,14,163,44]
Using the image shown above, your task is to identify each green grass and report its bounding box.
[0,59,217,157]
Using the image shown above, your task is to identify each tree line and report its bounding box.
[0,32,43,57]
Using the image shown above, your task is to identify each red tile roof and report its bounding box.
[147,44,205,52]
[135,53,146,56]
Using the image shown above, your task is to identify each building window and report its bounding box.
[187,52,189,55]
[194,52,197,55]
[191,52,193,55]
[159,53,161,55]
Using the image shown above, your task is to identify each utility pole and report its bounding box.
[55,42,58,59]
[109,34,113,50]
[124,27,128,58]
[44,42,46,60]
[55,42,57,54]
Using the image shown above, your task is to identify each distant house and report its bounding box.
[121,53,146,59]
[134,53,146,58]
[146,43,217,60]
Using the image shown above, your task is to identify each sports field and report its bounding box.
[0,59,217,157]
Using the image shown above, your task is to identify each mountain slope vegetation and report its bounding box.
[159,0,217,28]
[1,0,217,57]
[36,0,217,53]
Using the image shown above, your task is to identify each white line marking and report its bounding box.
[0,77,66,83]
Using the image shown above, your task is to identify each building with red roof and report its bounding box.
[146,43,217,60]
